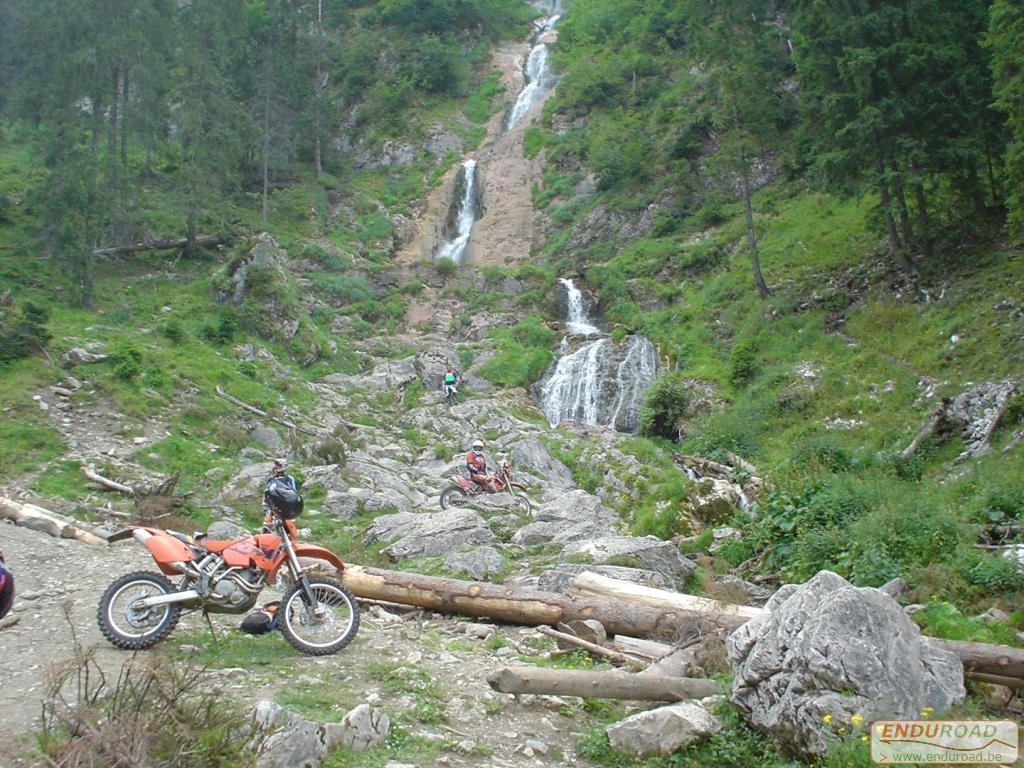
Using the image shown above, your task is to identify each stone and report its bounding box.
[249,424,284,451]
[364,509,496,560]
[510,438,575,489]
[976,607,1009,623]
[207,520,248,540]
[537,564,670,593]
[61,347,108,367]
[326,704,390,752]
[253,701,325,768]
[727,570,966,759]
[217,462,274,505]
[606,702,722,757]
[323,489,358,519]
[558,536,697,587]
[444,546,506,581]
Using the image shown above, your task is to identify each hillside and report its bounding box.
[1,0,1023,766]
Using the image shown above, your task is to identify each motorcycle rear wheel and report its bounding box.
[439,485,469,510]
[279,577,360,656]
[97,571,181,650]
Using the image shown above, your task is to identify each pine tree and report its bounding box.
[989,0,1024,238]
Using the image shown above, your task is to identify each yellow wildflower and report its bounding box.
[823,714,832,724]
[838,727,847,735]
[851,714,863,725]
[860,735,869,743]
[921,707,934,718]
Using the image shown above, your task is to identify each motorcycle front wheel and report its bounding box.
[279,577,360,656]
[439,485,469,510]
[97,571,181,650]
[511,494,532,515]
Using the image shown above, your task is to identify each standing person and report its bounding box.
[465,439,495,493]
[0,550,14,621]
[442,363,462,401]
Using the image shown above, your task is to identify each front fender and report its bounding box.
[268,544,345,581]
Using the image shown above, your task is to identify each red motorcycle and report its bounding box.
[439,459,531,514]
[97,502,359,656]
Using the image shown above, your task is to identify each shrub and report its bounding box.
[638,371,692,441]
[435,257,457,278]
[0,300,51,364]
[111,344,144,382]
[162,319,184,344]
[729,337,758,387]
[200,309,239,345]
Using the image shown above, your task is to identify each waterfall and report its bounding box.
[435,159,478,264]
[505,14,561,130]
[536,277,659,431]
[607,336,659,430]
[560,278,599,336]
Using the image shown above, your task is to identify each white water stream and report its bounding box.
[434,159,477,264]
[505,12,561,130]
[538,279,658,431]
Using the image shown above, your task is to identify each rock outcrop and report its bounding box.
[727,570,966,759]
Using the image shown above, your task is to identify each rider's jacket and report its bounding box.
[466,450,487,477]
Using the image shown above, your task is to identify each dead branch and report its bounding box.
[0,497,107,545]
[536,625,646,668]
[672,453,735,477]
[83,465,136,496]
[214,385,322,437]
[900,397,951,459]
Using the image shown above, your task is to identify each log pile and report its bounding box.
[0,497,107,545]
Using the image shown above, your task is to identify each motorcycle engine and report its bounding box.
[209,568,262,613]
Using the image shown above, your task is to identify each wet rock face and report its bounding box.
[727,571,966,759]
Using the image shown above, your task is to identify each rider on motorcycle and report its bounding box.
[466,439,496,493]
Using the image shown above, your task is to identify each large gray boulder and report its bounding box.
[511,490,619,547]
[253,701,387,768]
[559,536,696,587]
[365,509,496,560]
[217,462,273,506]
[325,704,390,752]
[606,702,721,757]
[444,546,506,580]
[727,570,966,759]
[538,564,670,593]
[510,439,575,489]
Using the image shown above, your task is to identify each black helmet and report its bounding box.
[265,480,303,520]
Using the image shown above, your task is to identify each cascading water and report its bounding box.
[560,277,599,336]
[505,12,561,130]
[536,279,658,431]
[435,159,478,264]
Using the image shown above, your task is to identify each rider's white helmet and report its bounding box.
[471,439,484,450]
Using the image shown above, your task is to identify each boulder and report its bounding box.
[688,478,742,524]
[252,701,325,768]
[364,509,496,560]
[217,462,273,505]
[320,356,419,392]
[207,520,248,540]
[727,570,966,759]
[606,702,722,757]
[444,546,506,580]
[61,347,108,366]
[302,464,346,494]
[249,424,284,452]
[510,439,575,489]
[538,564,670,593]
[559,536,696,587]
[323,489,358,519]
[324,704,390,752]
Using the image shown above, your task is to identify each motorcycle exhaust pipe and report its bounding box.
[138,589,201,608]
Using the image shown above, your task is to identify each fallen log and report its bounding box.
[340,565,737,640]
[92,234,225,259]
[215,385,322,437]
[576,573,1024,683]
[672,452,735,477]
[900,398,951,459]
[536,626,645,667]
[487,667,721,701]
[570,571,763,629]
[612,635,676,661]
[0,497,108,546]
[83,465,136,496]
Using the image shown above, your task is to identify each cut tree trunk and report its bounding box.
[93,235,225,259]
[487,667,721,701]
[900,398,952,459]
[570,571,763,629]
[340,566,733,640]
[83,465,136,495]
[0,498,108,546]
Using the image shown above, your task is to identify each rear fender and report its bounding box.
[268,544,344,582]
[134,527,196,575]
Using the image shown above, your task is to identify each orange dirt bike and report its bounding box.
[98,509,359,656]
[439,459,532,514]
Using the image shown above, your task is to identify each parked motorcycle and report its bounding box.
[439,458,532,514]
[97,504,359,656]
